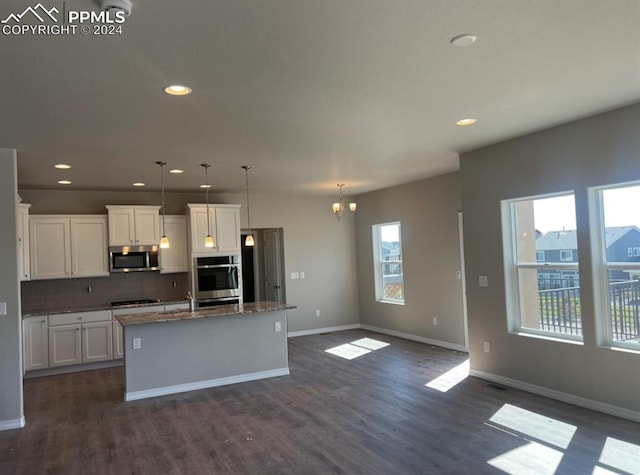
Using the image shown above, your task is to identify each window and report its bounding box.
[536,250,545,261]
[372,222,404,304]
[560,250,573,262]
[501,193,582,340]
[634,247,640,257]
[590,182,640,350]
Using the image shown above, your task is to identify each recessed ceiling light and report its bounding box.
[450,34,477,47]
[169,169,184,174]
[200,184,211,189]
[133,182,146,187]
[58,180,72,185]
[163,85,192,96]
[54,163,72,169]
[456,118,477,126]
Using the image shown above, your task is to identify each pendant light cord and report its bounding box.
[243,165,251,233]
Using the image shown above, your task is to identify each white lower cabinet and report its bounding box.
[48,310,113,367]
[83,321,113,363]
[113,321,124,360]
[23,316,49,371]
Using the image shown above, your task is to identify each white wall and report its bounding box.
[19,188,360,334]
[354,172,466,348]
[0,148,24,430]
[460,103,640,415]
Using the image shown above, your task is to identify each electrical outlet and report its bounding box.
[479,275,489,287]
[456,271,462,280]
[275,321,282,332]
[315,309,320,317]
[291,272,299,280]
[432,317,438,326]
[483,341,490,353]
[133,338,142,350]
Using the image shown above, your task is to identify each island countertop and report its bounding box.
[114,301,296,326]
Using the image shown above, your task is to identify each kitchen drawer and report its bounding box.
[49,310,112,326]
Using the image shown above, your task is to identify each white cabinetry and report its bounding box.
[23,316,48,371]
[112,305,164,358]
[29,215,109,280]
[113,321,124,359]
[160,215,188,273]
[187,204,241,254]
[49,310,113,367]
[17,203,31,281]
[106,205,160,246]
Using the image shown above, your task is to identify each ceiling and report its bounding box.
[1,0,639,195]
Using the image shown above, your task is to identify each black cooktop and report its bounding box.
[111,299,159,307]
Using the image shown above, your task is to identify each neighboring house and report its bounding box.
[536,226,640,287]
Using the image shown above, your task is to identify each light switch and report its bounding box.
[291,272,299,280]
[0,302,6,315]
[133,338,141,350]
[479,275,488,287]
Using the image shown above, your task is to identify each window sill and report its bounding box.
[376,299,405,306]
[598,345,640,355]
[510,331,584,346]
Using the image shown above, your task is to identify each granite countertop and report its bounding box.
[22,300,189,318]
[115,301,296,326]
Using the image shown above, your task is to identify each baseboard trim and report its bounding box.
[470,369,640,423]
[0,416,25,431]
[24,359,123,379]
[288,324,360,338]
[361,325,468,353]
[124,367,290,402]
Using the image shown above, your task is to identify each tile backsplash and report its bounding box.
[21,272,189,313]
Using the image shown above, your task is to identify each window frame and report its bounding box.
[372,221,405,305]
[560,250,573,262]
[589,182,640,351]
[501,192,582,341]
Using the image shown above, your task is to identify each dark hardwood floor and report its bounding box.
[1,329,639,474]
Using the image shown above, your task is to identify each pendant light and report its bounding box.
[201,163,215,248]
[332,184,356,221]
[155,161,170,249]
[242,165,255,247]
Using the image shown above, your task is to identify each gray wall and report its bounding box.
[354,172,466,348]
[460,103,640,413]
[19,188,359,334]
[0,149,23,428]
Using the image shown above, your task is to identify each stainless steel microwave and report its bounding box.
[109,245,159,273]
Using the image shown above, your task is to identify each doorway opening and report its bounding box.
[241,228,285,304]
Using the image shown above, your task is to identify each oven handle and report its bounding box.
[196,264,240,269]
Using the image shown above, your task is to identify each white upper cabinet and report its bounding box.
[70,216,109,277]
[160,215,189,273]
[17,203,31,281]
[187,204,241,254]
[106,205,160,246]
[30,215,108,280]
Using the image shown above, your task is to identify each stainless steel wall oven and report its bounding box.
[194,255,241,306]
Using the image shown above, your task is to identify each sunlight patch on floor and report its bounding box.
[425,359,469,392]
[350,337,390,351]
[488,403,577,449]
[325,338,390,360]
[598,436,640,474]
[487,441,564,475]
[325,344,371,360]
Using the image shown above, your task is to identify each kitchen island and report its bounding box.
[115,301,295,401]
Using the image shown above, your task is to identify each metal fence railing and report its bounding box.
[536,278,640,341]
